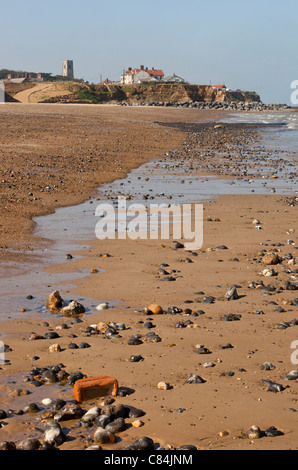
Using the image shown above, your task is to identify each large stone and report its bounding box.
[262,253,280,265]
[44,420,66,446]
[46,291,66,310]
[81,406,101,423]
[55,402,85,422]
[225,286,239,301]
[147,304,163,315]
[100,404,126,419]
[94,427,115,445]
[60,300,85,317]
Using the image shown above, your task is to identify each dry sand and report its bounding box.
[0,104,297,451]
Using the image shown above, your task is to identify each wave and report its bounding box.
[223,112,298,130]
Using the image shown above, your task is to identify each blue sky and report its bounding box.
[1,0,297,103]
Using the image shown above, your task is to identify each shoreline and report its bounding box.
[0,105,297,451]
[0,104,226,269]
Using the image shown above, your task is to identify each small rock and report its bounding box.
[48,344,62,353]
[132,420,144,428]
[225,286,239,301]
[246,425,262,440]
[94,415,111,428]
[186,374,206,384]
[262,379,286,393]
[262,362,276,371]
[264,426,284,437]
[105,417,126,433]
[157,382,171,390]
[81,407,101,423]
[23,403,40,414]
[19,438,41,451]
[96,303,109,311]
[262,268,277,277]
[284,370,298,381]
[41,398,54,406]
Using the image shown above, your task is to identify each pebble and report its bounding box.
[48,343,62,353]
[203,362,215,368]
[284,370,298,381]
[132,419,144,428]
[129,355,144,362]
[55,403,85,422]
[196,346,212,355]
[147,304,163,315]
[60,300,85,317]
[96,303,109,311]
[262,362,276,371]
[105,417,126,433]
[246,425,262,440]
[23,403,40,414]
[223,313,241,322]
[262,379,286,393]
[81,407,101,423]
[157,381,171,390]
[262,253,280,265]
[0,442,16,450]
[46,291,67,310]
[186,374,206,384]
[19,438,41,451]
[128,335,143,345]
[94,415,111,428]
[94,427,115,445]
[44,420,66,446]
[177,445,198,450]
[225,286,239,301]
[125,406,145,419]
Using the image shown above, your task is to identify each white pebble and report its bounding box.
[96,303,109,311]
[42,398,53,406]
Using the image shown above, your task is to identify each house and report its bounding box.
[213,84,227,92]
[121,65,164,85]
[163,73,188,84]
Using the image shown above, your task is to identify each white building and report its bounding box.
[121,65,164,85]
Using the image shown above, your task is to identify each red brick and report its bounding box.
[73,376,118,402]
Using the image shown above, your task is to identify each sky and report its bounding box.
[1,0,297,104]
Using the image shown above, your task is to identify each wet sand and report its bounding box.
[0,104,297,451]
[0,103,224,267]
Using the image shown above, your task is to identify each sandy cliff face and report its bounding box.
[3,81,261,105]
[122,84,261,104]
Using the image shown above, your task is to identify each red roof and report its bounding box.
[213,84,226,88]
[125,67,164,77]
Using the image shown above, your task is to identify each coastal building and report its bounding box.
[6,72,46,83]
[163,73,188,84]
[213,84,226,92]
[121,65,164,84]
[62,60,74,79]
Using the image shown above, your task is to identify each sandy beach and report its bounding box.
[0,104,297,451]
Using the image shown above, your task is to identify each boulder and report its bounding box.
[262,253,280,265]
[46,291,66,310]
[60,300,85,317]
